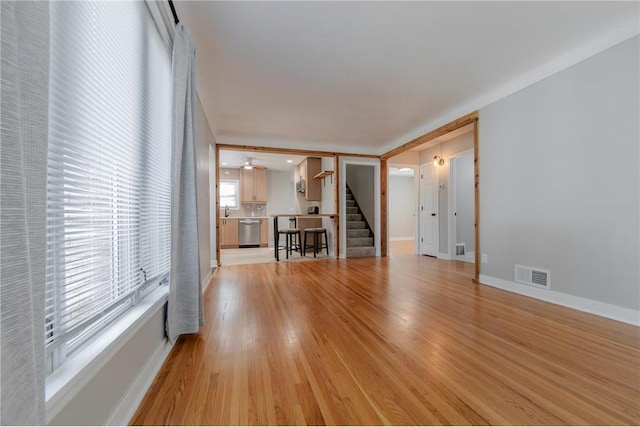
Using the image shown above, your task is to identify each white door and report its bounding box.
[420,163,438,256]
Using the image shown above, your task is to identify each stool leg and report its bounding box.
[324,230,329,256]
[313,232,317,258]
[303,232,307,256]
[286,233,290,259]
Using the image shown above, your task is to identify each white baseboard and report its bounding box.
[455,251,475,263]
[390,237,414,241]
[201,269,213,294]
[106,339,174,426]
[210,259,217,269]
[479,274,640,327]
[437,252,452,260]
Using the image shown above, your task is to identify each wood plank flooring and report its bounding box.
[131,249,640,425]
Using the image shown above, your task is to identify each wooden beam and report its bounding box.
[473,117,480,281]
[380,159,388,257]
[380,111,478,160]
[216,144,378,159]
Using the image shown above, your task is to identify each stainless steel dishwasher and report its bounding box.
[238,219,261,248]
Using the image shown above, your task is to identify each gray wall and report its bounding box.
[454,153,474,252]
[419,133,474,253]
[389,175,415,239]
[479,36,639,310]
[196,96,213,276]
[51,97,216,424]
[346,164,375,229]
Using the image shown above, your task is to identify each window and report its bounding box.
[45,2,171,372]
[219,180,240,209]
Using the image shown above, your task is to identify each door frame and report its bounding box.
[339,157,381,259]
[448,148,474,262]
[419,162,439,257]
[386,163,420,254]
[380,111,480,280]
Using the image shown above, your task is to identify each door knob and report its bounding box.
[431,213,436,216]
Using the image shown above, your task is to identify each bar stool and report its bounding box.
[303,228,329,258]
[278,218,301,259]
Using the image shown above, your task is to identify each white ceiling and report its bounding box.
[175,1,639,156]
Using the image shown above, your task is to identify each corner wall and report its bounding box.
[478,36,639,322]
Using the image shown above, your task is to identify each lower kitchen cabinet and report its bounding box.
[220,218,238,248]
[260,219,268,247]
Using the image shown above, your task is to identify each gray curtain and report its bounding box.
[0,1,49,424]
[167,23,203,343]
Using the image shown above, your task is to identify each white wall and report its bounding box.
[388,175,414,239]
[320,157,336,255]
[454,153,474,253]
[390,150,420,165]
[49,96,216,424]
[418,133,474,254]
[266,169,295,245]
[479,36,639,320]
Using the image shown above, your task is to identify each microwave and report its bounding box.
[296,179,305,193]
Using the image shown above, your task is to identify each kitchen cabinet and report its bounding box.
[298,157,322,201]
[240,167,267,203]
[219,218,238,248]
[260,219,268,247]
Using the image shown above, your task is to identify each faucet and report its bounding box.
[224,205,229,218]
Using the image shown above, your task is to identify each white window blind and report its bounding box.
[45,1,171,370]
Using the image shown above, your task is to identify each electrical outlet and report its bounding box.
[481,253,488,264]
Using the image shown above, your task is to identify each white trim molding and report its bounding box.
[437,252,452,260]
[201,269,213,294]
[45,286,169,423]
[390,237,414,242]
[479,274,640,327]
[106,339,173,425]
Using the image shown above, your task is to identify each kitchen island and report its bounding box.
[272,214,338,261]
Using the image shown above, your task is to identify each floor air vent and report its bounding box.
[515,264,550,289]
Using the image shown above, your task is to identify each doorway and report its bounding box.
[387,165,419,256]
[340,158,380,258]
[449,149,475,262]
[420,162,438,256]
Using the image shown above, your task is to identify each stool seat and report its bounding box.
[303,228,329,257]
[278,228,302,259]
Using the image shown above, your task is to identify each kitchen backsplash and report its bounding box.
[221,203,267,218]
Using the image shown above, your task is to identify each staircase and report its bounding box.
[346,186,375,257]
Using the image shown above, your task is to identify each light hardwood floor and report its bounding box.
[131,248,640,425]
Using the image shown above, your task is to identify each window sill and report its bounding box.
[45,286,169,423]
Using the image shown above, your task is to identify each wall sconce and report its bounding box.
[433,155,445,166]
[244,159,253,170]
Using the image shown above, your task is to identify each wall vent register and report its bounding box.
[515,264,550,289]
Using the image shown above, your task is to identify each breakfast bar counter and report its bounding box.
[272,214,338,261]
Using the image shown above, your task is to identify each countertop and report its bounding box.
[221,216,269,220]
[271,213,338,217]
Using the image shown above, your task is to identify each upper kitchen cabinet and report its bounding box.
[299,157,321,201]
[240,167,267,203]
